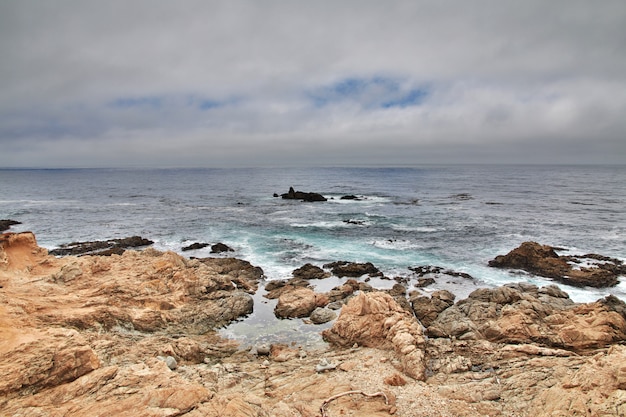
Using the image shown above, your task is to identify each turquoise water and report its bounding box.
[1,165,625,308]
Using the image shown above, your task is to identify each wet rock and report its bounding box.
[49,236,154,256]
[340,195,362,200]
[415,277,436,288]
[280,187,327,202]
[0,219,21,232]
[489,241,625,288]
[323,260,380,277]
[211,242,234,253]
[409,265,474,280]
[181,242,209,251]
[309,307,337,324]
[292,263,330,280]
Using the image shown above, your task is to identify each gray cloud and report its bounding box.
[1,0,625,167]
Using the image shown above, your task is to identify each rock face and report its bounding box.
[322,292,427,380]
[489,241,625,287]
[292,263,330,280]
[49,236,154,256]
[280,186,327,202]
[428,283,626,351]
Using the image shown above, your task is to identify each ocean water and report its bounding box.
[1,166,625,345]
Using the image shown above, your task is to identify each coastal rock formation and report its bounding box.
[322,292,427,380]
[292,263,330,280]
[280,186,327,202]
[210,242,234,253]
[181,242,209,251]
[0,219,20,232]
[49,236,154,256]
[274,287,329,318]
[428,283,626,351]
[489,241,625,287]
[324,260,381,277]
[411,290,456,327]
[4,231,626,416]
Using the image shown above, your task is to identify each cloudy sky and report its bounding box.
[1,0,625,167]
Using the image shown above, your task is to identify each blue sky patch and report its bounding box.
[307,76,428,109]
[110,96,163,109]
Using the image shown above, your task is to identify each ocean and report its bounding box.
[1,165,625,345]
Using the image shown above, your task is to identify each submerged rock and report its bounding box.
[489,241,625,287]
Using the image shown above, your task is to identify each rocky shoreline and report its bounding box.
[2,231,626,416]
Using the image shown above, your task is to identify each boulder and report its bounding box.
[411,290,455,327]
[309,307,337,324]
[0,219,21,232]
[274,287,328,319]
[489,241,625,287]
[211,242,234,253]
[292,263,330,280]
[280,187,327,202]
[322,291,427,380]
[323,261,380,277]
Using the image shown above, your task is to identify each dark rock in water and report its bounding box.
[409,265,474,281]
[182,242,210,251]
[489,241,625,288]
[49,236,154,256]
[292,263,330,280]
[323,261,380,278]
[343,219,365,225]
[415,278,436,288]
[0,220,21,232]
[340,195,361,200]
[211,242,234,253]
[280,187,327,202]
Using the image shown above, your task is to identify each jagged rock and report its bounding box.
[211,242,234,253]
[323,260,380,277]
[292,263,330,280]
[182,242,209,251]
[322,291,427,380]
[489,241,625,287]
[280,187,327,202]
[411,290,456,327]
[0,219,21,232]
[198,257,263,293]
[49,236,154,256]
[428,283,626,351]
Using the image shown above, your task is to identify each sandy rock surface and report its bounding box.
[2,232,626,416]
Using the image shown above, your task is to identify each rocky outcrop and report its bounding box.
[411,290,456,327]
[427,283,626,351]
[292,263,330,280]
[489,241,625,287]
[280,186,327,202]
[210,242,234,253]
[0,219,20,232]
[324,260,381,277]
[322,292,427,380]
[49,236,154,256]
[274,287,329,318]
[182,242,209,251]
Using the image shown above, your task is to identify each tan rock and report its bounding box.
[274,286,327,318]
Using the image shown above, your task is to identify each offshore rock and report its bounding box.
[323,260,380,277]
[280,186,327,202]
[210,242,234,253]
[489,241,625,287]
[181,242,209,251]
[322,291,427,380]
[0,219,21,232]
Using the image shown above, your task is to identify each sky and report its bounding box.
[1,0,625,168]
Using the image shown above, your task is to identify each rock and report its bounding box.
[292,263,330,280]
[182,242,209,251]
[280,187,327,202]
[309,307,337,324]
[489,241,625,288]
[49,236,154,256]
[340,195,362,200]
[412,290,456,327]
[158,355,178,370]
[198,257,263,293]
[322,291,427,380]
[274,287,328,319]
[415,277,435,288]
[315,358,337,373]
[211,242,234,253]
[0,219,21,232]
[428,283,626,351]
[384,373,407,386]
[323,261,380,277]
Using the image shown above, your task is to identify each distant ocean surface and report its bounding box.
[1,165,625,308]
